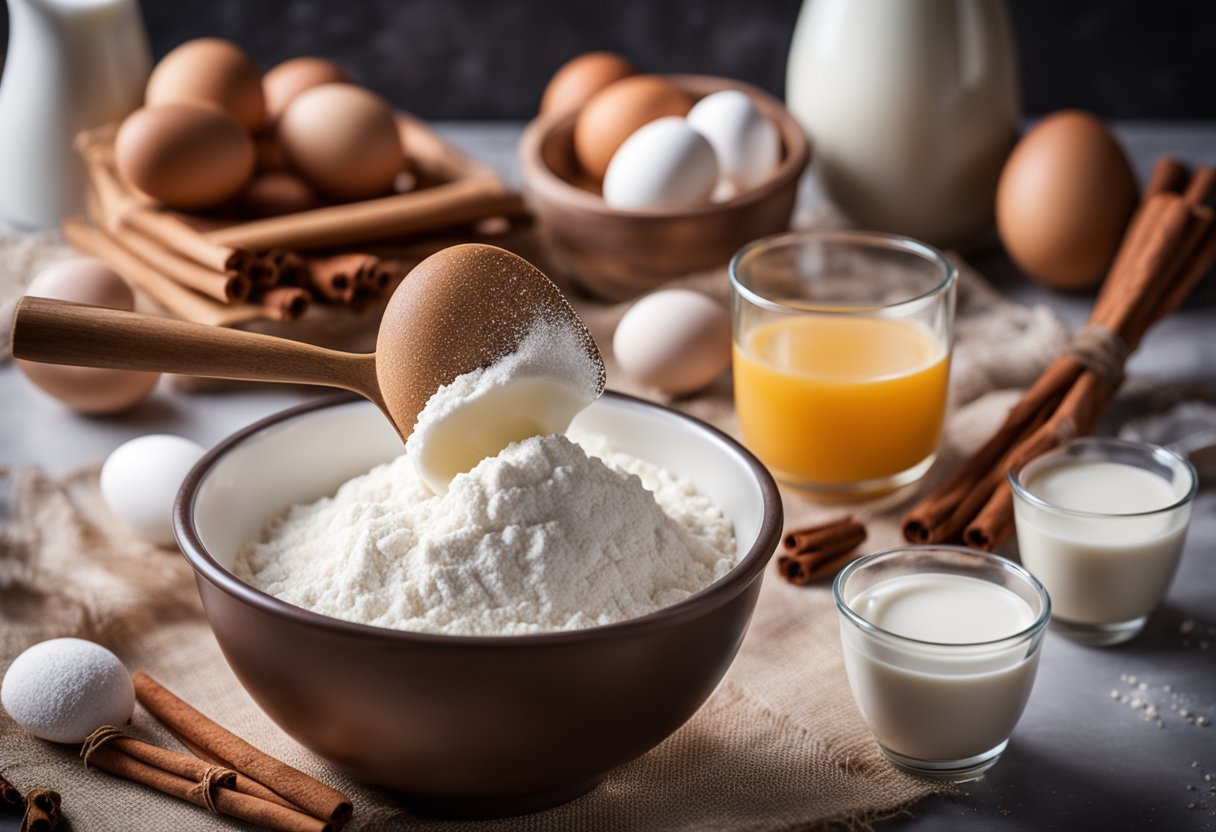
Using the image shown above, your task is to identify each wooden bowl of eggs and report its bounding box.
[520,72,810,302]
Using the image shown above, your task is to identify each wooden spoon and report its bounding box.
[11,244,605,441]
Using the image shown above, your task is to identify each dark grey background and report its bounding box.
[2,0,1215,120]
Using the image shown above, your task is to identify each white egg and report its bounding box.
[100,434,206,546]
[1,638,134,744]
[613,289,732,396]
[602,117,718,211]
[686,90,780,200]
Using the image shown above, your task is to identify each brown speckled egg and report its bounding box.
[16,260,159,414]
[540,52,636,119]
[145,38,266,133]
[115,103,255,210]
[574,75,693,181]
[996,111,1138,291]
[278,83,406,201]
[263,57,350,123]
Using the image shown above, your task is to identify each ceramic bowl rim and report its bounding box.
[175,391,783,649]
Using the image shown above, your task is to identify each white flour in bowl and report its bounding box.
[235,433,737,636]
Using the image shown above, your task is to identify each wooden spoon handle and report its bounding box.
[11,297,381,402]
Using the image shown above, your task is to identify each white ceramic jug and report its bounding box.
[0,0,150,228]
[786,0,1020,248]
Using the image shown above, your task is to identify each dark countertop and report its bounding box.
[1,120,1214,831]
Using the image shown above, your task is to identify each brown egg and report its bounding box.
[16,259,159,414]
[996,111,1138,291]
[237,171,322,217]
[146,38,266,133]
[115,103,256,210]
[277,83,405,201]
[574,75,693,181]
[263,57,350,122]
[540,51,636,119]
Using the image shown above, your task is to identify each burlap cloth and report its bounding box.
[0,225,1070,831]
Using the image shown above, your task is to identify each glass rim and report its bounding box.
[832,544,1051,649]
[1008,436,1199,520]
[728,229,958,315]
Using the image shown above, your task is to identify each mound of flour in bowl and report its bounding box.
[235,434,737,636]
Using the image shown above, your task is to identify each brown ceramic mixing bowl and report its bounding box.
[175,392,782,817]
[519,74,811,302]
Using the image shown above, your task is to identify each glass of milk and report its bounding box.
[834,546,1049,781]
[1010,437,1197,647]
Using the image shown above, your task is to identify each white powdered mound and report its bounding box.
[235,434,736,636]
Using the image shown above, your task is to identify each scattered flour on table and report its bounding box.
[235,434,737,636]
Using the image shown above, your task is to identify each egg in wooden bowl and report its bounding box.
[519,75,810,302]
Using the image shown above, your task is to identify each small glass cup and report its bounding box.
[1010,437,1197,647]
[729,230,956,496]
[834,546,1050,782]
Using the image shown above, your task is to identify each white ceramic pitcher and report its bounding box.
[786,0,1020,248]
[0,0,150,228]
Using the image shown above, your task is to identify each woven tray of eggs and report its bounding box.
[520,53,811,302]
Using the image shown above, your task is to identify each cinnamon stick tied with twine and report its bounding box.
[82,727,329,832]
[132,672,352,828]
[18,789,60,832]
[777,516,867,586]
[901,157,1216,551]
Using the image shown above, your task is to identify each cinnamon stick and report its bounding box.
[777,517,867,586]
[780,548,867,586]
[167,730,300,811]
[268,250,309,287]
[1143,157,1189,200]
[901,369,1069,543]
[1183,164,1216,207]
[18,789,59,832]
[86,745,329,832]
[207,176,524,251]
[257,286,311,321]
[62,217,271,327]
[133,672,352,826]
[305,253,374,303]
[0,773,22,812]
[246,253,282,289]
[116,225,251,303]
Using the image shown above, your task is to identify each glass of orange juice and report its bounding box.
[730,230,956,495]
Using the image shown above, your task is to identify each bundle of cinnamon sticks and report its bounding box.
[83,672,352,832]
[66,122,524,329]
[903,158,1216,551]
